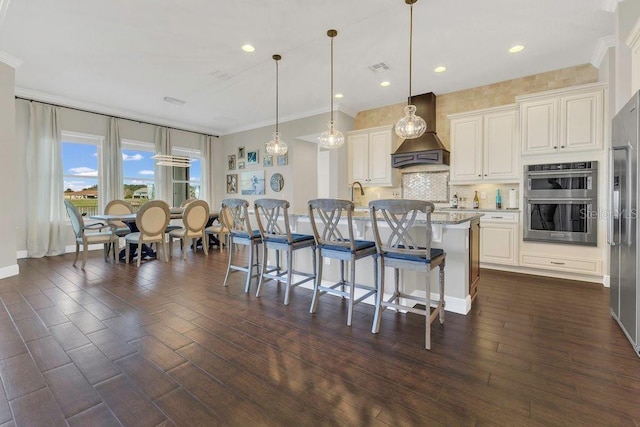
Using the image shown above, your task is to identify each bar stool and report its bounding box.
[254,198,316,305]
[369,199,446,350]
[221,198,262,293]
[308,199,377,326]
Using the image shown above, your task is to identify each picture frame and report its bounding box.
[227,154,236,170]
[277,153,288,166]
[226,174,238,194]
[240,171,265,195]
[238,161,245,170]
[238,146,245,159]
[263,155,273,167]
[247,150,259,165]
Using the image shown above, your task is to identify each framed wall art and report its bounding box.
[238,146,245,159]
[277,153,288,166]
[263,155,273,167]
[238,161,245,170]
[247,150,259,165]
[227,155,236,170]
[240,171,265,195]
[226,174,237,193]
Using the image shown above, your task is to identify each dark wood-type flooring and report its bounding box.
[0,246,637,426]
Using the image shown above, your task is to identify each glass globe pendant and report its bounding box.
[266,131,288,156]
[395,105,426,139]
[319,29,345,149]
[265,54,288,156]
[395,0,426,140]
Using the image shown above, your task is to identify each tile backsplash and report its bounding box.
[402,171,449,202]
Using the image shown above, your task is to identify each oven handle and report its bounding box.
[525,170,595,178]
[525,198,595,204]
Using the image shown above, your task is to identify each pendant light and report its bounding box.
[265,54,288,156]
[318,29,344,149]
[395,0,426,139]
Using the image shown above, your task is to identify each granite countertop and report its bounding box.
[438,207,521,213]
[292,211,483,225]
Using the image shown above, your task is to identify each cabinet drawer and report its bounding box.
[520,253,601,275]
[480,212,519,224]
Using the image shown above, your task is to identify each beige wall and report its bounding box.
[354,64,599,149]
[0,62,17,277]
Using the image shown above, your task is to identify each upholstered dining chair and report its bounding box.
[368,199,446,350]
[308,198,377,326]
[221,198,262,293]
[254,198,316,305]
[169,199,210,259]
[64,200,119,269]
[104,199,134,238]
[125,200,171,266]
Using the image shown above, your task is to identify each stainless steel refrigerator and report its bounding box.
[610,90,640,357]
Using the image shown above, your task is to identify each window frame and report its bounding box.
[171,146,202,206]
[121,139,157,203]
[61,131,104,217]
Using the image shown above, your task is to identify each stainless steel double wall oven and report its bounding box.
[523,161,598,246]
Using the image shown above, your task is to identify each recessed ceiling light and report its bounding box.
[380,81,391,87]
[241,44,255,53]
[509,45,525,54]
[434,66,447,73]
[334,93,344,99]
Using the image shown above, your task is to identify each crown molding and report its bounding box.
[0,0,11,30]
[14,87,221,136]
[626,16,640,49]
[0,51,22,69]
[591,35,616,68]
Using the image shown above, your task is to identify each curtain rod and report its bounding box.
[15,96,220,139]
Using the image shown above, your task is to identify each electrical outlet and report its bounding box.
[480,191,486,200]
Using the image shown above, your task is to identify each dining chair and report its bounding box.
[221,198,262,293]
[64,200,119,269]
[368,199,446,350]
[205,208,230,251]
[308,199,377,326]
[169,199,210,259]
[125,200,171,266]
[104,199,134,237]
[254,198,316,305]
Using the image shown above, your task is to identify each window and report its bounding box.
[172,147,201,207]
[61,132,103,217]
[122,140,156,210]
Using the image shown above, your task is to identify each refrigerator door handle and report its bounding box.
[610,145,633,246]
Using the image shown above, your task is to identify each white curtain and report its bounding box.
[154,126,172,203]
[201,135,215,207]
[25,103,65,257]
[104,117,122,202]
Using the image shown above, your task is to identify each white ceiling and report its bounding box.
[0,0,616,136]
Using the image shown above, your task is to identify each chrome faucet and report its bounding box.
[350,181,365,203]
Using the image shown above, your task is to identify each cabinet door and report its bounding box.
[348,132,369,183]
[483,110,518,180]
[560,91,602,152]
[521,98,558,155]
[480,224,517,265]
[368,129,393,185]
[450,116,483,182]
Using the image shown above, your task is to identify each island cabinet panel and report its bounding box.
[450,105,519,184]
[347,125,397,187]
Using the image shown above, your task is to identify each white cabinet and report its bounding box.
[347,125,397,187]
[627,17,640,96]
[479,212,519,266]
[449,105,519,183]
[519,83,605,155]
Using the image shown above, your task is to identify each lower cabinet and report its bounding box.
[519,253,601,276]
[480,212,519,266]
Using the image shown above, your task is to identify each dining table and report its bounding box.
[90,209,220,261]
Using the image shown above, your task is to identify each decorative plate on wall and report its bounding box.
[270,173,284,192]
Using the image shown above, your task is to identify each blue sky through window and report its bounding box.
[62,142,98,191]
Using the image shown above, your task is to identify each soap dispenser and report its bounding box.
[496,189,502,209]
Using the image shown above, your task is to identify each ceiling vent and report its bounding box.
[368,62,390,72]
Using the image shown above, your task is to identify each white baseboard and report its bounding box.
[16,244,109,261]
[0,264,19,279]
[481,263,606,285]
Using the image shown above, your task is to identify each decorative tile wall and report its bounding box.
[402,172,449,202]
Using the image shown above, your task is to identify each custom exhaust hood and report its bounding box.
[391,92,450,168]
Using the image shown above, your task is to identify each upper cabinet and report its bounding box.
[347,125,397,187]
[449,105,519,183]
[518,83,606,156]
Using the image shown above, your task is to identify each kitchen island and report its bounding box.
[287,210,482,315]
